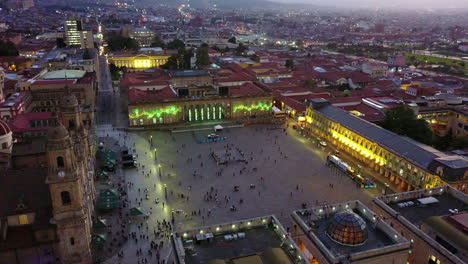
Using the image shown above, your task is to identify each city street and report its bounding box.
[97,56,121,126]
[98,123,383,263]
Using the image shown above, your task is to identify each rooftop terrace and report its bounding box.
[292,200,410,263]
[173,216,308,264]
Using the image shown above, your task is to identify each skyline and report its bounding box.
[271,0,468,9]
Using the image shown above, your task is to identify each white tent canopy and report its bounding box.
[214,125,223,132]
[417,197,439,205]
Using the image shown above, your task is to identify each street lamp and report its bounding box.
[154,148,157,161]
[164,183,167,198]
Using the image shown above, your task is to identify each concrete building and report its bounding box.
[129,27,155,48]
[65,18,83,46]
[122,70,273,127]
[362,63,388,78]
[373,185,468,264]
[173,215,309,264]
[415,106,468,139]
[65,18,94,49]
[292,200,411,264]
[304,99,468,193]
[107,49,174,71]
[19,69,97,126]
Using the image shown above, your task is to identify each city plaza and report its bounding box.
[98,122,383,263]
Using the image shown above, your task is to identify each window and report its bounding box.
[61,191,71,205]
[57,157,65,168]
[2,142,7,149]
[70,237,75,245]
[69,120,75,129]
[428,255,441,264]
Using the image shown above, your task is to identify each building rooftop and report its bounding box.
[292,200,409,263]
[42,69,86,80]
[375,186,468,263]
[308,100,468,181]
[388,191,468,227]
[170,70,208,78]
[173,215,308,264]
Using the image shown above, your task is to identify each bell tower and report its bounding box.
[46,119,92,264]
[59,84,95,213]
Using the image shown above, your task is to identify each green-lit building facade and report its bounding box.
[128,95,273,127]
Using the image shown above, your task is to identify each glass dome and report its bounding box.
[326,210,368,246]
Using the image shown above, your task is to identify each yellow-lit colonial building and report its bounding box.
[107,49,176,71]
[305,99,468,194]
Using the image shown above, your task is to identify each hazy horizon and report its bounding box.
[271,0,468,9]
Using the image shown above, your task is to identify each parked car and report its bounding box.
[207,134,219,139]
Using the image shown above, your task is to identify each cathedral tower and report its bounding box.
[46,119,92,264]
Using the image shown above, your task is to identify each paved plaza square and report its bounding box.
[99,124,383,263]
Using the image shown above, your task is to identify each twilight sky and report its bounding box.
[272,0,468,9]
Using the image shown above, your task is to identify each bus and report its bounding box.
[327,155,376,189]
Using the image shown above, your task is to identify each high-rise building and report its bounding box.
[65,18,83,46]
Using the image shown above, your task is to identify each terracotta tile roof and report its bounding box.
[274,94,307,112]
[121,71,171,87]
[340,103,386,122]
[8,112,53,133]
[128,87,177,104]
[229,82,266,97]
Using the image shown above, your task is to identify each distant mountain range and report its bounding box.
[153,0,319,10]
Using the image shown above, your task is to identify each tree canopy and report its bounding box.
[228,36,237,44]
[161,49,192,70]
[0,40,19,56]
[166,39,185,50]
[150,36,165,48]
[196,47,210,67]
[235,43,248,56]
[381,106,433,145]
[106,35,139,51]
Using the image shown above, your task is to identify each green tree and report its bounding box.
[304,80,315,88]
[0,40,19,56]
[196,47,210,67]
[150,36,165,48]
[235,43,248,56]
[162,49,192,70]
[381,106,433,145]
[295,39,304,48]
[228,36,236,44]
[161,55,180,70]
[285,59,294,70]
[166,39,185,50]
[250,55,260,63]
[109,63,125,80]
[107,35,139,51]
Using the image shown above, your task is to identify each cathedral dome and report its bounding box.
[0,119,13,154]
[47,123,69,141]
[326,210,368,246]
[0,119,11,136]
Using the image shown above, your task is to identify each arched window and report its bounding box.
[61,191,71,205]
[69,120,75,129]
[57,156,64,168]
